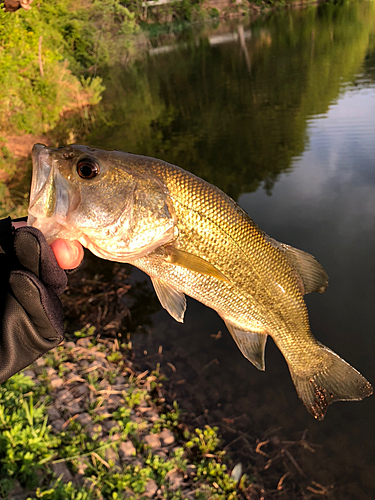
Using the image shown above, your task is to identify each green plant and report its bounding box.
[0,374,60,488]
[185,425,221,455]
[28,478,93,499]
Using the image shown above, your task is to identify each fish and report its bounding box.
[28,143,373,420]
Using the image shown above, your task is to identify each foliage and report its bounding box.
[0,339,245,499]
[0,0,141,136]
[0,374,58,491]
[30,480,93,500]
[0,140,26,219]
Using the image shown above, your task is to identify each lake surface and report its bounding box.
[51,1,375,498]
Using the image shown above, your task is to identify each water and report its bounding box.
[63,1,375,497]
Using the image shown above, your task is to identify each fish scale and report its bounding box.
[28,144,373,419]
[141,162,308,328]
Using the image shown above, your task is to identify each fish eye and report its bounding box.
[77,158,100,179]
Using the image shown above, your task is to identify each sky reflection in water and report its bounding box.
[236,86,375,497]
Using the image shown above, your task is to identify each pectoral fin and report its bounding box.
[266,236,328,295]
[225,321,268,371]
[165,246,229,282]
[150,276,186,323]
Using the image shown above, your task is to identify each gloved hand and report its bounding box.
[0,217,67,383]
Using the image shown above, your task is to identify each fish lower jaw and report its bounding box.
[28,214,75,244]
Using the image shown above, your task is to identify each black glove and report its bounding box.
[0,217,67,383]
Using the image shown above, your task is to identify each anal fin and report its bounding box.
[224,321,268,371]
[151,277,186,323]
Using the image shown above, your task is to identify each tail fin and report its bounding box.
[289,343,373,420]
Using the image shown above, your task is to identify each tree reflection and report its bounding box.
[86,0,375,200]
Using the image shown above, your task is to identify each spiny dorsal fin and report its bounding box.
[225,320,268,371]
[165,246,230,282]
[266,236,328,295]
[150,276,186,323]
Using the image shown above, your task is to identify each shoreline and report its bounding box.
[0,2,336,497]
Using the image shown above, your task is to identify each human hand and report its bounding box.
[12,221,84,270]
[0,218,73,382]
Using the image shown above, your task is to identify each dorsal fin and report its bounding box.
[224,320,268,371]
[266,236,328,295]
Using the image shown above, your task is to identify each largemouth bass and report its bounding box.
[28,144,373,419]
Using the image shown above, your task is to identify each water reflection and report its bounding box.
[18,0,375,497]
[237,84,375,498]
[71,2,375,497]
[83,1,375,204]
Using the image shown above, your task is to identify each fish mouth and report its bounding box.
[28,144,76,242]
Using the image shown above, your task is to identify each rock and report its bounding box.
[50,376,64,388]
[22,369,36,379]
[104,447,120,467]
[34,357,46,367]
[64,341,76,349]
[118,440,136,460]
[159,428,175,446]
[115,375,126,385]
[72,384,89,397]
[186,464,196,476]
[132,458,144,468]
[65,372,81,382]
[64,362,77,371]
[102,420,120,432]
[65,400,84,415]
[76,338,91,348]
[144,410,159,422]
[106,394,121,410]
[167,470,184,491]
[102,432,121,443]
[45,366,57,377]
[94,407,111,418]
[98,380,111,390]
[8,481,37,500]
[131,415,143,424]
[52,462,74,483]
[47,407,61,421]
[113,383,129,391]
[144,434,161,450]
[86,423,102,439]
[144,479,158,497]
[76,413,92,426]
[56,389,74,404]
[51,419,65,432]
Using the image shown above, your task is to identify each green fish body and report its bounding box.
[28,144,373,419]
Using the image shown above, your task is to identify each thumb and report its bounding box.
[50,239,84,270]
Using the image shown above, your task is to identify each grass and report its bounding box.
[0,333,252,500]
